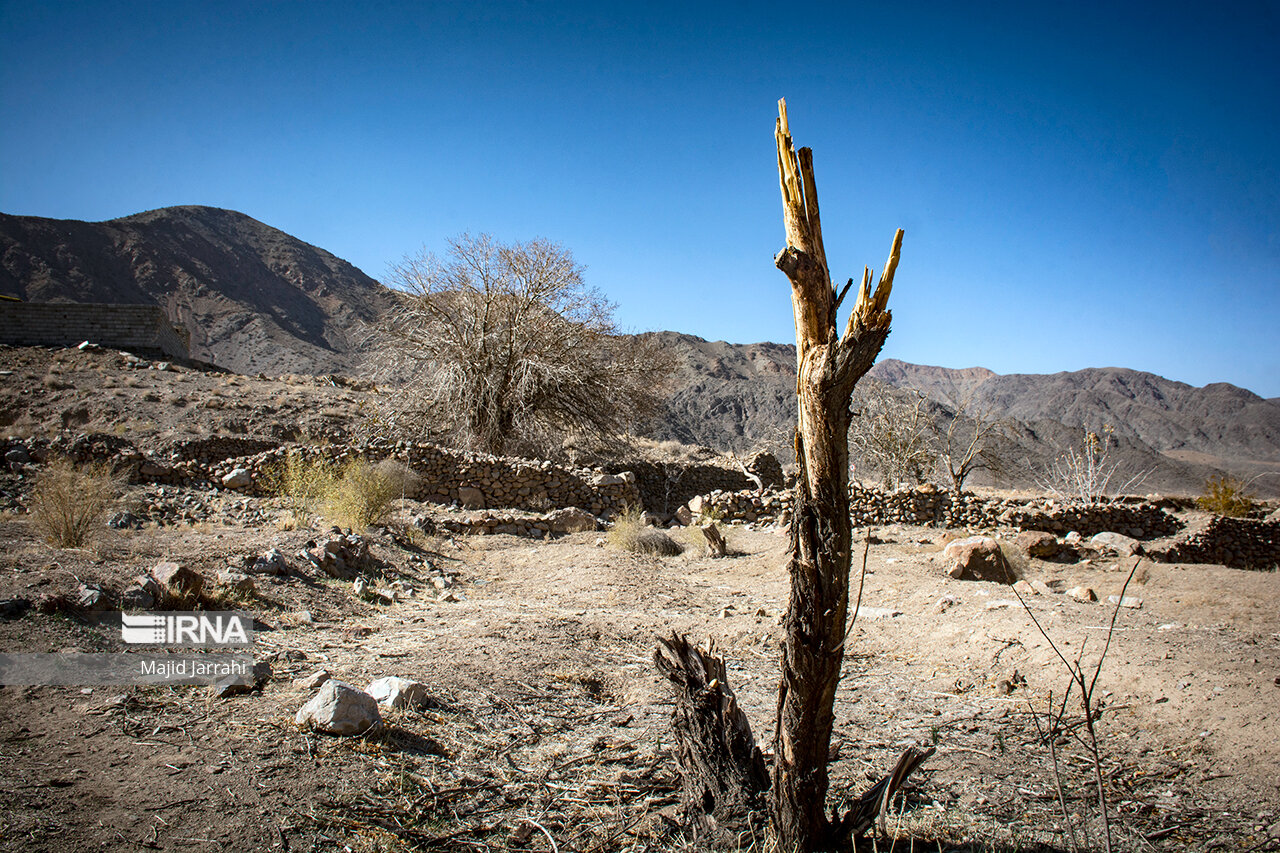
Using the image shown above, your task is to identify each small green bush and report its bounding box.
[28,458,123,547]
[1197,475,1255,518]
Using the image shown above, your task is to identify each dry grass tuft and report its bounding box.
[608,506,683,556]
[28,457,123,548]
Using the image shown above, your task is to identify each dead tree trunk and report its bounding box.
[653,634,769,843]
[772,98,904,852]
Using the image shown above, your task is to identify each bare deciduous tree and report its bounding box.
[379,234,668,456]
[930,394,1005,497]
[848,383,933,489]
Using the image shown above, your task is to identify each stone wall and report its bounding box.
[1154,516,1280,570]
[695,485,1181,539]
[0,302,190,360]
[605,461,752,513]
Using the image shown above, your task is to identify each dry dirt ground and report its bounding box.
[1,345,1279,852]
[1,504,1278,853]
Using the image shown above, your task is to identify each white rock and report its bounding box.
[222,468,252,489]
[1090,531,1141,556]
[367,676,432,709]
[1107,594,1144,609]
[295,680,380,736]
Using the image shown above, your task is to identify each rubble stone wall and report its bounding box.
[697,485,1180,539]
[1156,516,1280,570]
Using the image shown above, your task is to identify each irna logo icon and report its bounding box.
[121,612,252,647]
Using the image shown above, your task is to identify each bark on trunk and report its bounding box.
[771,97,904,852]
[653,634,769,843]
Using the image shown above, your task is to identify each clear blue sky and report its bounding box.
[2,1,1277,396]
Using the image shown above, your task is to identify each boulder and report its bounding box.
[457,486,485,509]
[673,505,694,526]
[1016,530,1059,559]
[295,680,381,736]
[942,536,1015,584]
[366,676,433,710]
[545,507,597,534]
[247,548,288,575]
[221,468,252,489]
[1090,531,1141,556]
[1066,586,1097,602]
[151,561,204,597]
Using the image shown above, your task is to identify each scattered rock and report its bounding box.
[1066,586,1097,602]
[76,583,111,612]
[1107,595,1144,609]
[367,676,433,709]
[221,468,252,489]
[295,680,381,735]
[1064,531,1083,546]
[294,669,331,691]
[5,446,31,464]
[544,507,597,534]
[1029,579,1054,596]
[942,536,1016,584]
[1090,531,1141,556]
[673,505,694,526]
[151,561,205,597]
[1016,530,1059,559]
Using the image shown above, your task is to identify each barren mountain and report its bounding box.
[651,333,1280,495]
[3,207,1274,495]
[0,206,397,374]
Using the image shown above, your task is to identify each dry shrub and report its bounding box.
[325,458,402,530]
[1197,475,1255,518]
[267,452,339,528]
[608,506,683,556]
[28,458,123,547]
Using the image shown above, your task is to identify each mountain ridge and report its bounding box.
[0,205,397,374]
[3,206,1275,494]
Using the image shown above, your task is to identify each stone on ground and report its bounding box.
[367,676,433,709]
[295,680,381,735]
[942,536,1016,584]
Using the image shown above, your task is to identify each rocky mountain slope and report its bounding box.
[0,206,397,374]
[652,332,1280,495]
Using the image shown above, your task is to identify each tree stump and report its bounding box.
[653,634,768,843]
[701,522,727,557]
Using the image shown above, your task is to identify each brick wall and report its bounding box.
[0,302,190,360]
